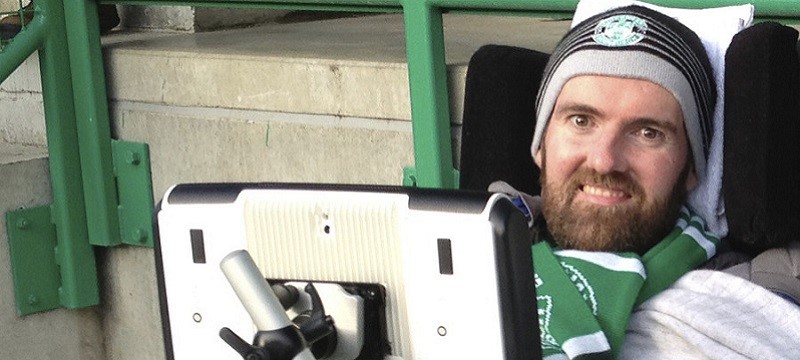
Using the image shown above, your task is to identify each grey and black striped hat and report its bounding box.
[531,5,716,176]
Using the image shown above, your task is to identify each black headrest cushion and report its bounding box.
[724,22,800,255]
[459,45,549,195]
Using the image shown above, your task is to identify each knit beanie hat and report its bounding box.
[531,5,717,177]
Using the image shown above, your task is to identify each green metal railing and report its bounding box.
[1,0,154,315]
[2,0,800,315]
[2,0,103,314]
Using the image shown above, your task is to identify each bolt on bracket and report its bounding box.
[5,206,61,315]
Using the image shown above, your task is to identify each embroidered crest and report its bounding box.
[592,14,648,47]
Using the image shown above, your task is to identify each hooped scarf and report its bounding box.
[534,206,720,359]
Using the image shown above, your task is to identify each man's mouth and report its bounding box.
[578,184,631,205]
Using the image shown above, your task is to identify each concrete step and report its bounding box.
[0,141,105,360]
[99,13,566,120]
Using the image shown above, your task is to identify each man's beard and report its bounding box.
[540,161,690,255]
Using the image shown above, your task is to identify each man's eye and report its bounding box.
[571,115,589,127]
[640,127,663,140]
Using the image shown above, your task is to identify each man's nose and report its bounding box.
[587,133,627,174]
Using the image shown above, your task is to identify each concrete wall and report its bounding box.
[1,67,416,360]
[0,54,44,146]
[0,13,568,360]
[0,45,417,360]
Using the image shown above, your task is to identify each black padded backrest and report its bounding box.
[459,45,549,195]
[459,22,800,255]
[724,22,800,255]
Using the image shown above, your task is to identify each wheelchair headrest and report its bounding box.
[723,22,800,254]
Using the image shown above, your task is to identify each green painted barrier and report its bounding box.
[1,0,100,314]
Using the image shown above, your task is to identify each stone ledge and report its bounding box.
[0,140,46,164]
[101,13,566,121]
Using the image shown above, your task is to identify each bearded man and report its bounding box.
[491,3,800,359]
[495,4,735,359]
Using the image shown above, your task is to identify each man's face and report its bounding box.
[534,75,697,254]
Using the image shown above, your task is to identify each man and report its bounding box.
[499,4,800,359]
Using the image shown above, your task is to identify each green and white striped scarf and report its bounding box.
[534,207,720,359]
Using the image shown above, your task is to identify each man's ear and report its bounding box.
[533,148,543,168]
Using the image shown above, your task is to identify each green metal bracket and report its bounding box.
[6,206,62,315]
[3,140,154,316]
[111,140,155,248]
[2,0,152,317]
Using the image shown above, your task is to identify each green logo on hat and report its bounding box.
[592,14,648,47]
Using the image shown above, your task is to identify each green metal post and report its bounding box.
[62,0,121,247]
[402,1,456,188]
[37,0,100,309]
